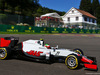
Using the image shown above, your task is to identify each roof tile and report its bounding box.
[75,8,97,19]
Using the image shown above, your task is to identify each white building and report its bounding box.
[35,13,63,27]
[62,7,97,29]
[41,13,61,18]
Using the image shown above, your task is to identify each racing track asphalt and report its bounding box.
[0,34,100,75]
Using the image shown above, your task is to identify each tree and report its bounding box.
[0,0,6,13]
[5,0,19,14]
[79,0,92,13]
[34,0,39,4]
[96,6,100,24]
[92,0,100,16]
[0,0,65,17]
[79,0,86,10]
[37,6,43,15]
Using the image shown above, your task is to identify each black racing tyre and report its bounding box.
[46,60,51,64]
[0,47,12,60]
[65,54,80,70]
[46,54,54,64]
[73,48,84,55]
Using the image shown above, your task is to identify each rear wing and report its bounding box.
[0,38,11,47]
[0,37,19,48]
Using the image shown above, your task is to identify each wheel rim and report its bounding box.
[75,50,81,54]
[67,57,76,67]
[0,49,6,58]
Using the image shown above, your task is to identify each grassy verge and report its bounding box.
[0,32,51,34]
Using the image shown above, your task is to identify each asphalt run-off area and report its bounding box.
[0,34,100,75]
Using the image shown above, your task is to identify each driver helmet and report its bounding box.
[40,38,44,46]
[40,38,43,41]
[45,44,51,49]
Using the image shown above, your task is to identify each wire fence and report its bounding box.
[0,14,35,26]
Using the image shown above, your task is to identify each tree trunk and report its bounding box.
[11,7,15,14]
[1,0,5,13]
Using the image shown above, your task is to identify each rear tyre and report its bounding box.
[73,48,84,55]
[0,48,11,60]
[65,54,80,70]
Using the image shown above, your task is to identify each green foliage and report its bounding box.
[95,6,100,26]
[37,6,43,15]
[79,0,92,13]
[0,0,6,13]
[92,0,99,16]
[0,14,7,19]
[0,0,65,17]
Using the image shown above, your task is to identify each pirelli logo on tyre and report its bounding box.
[65,55,79,70]
[0,48,7,60]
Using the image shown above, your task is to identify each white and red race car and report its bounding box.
[0,37,97,70]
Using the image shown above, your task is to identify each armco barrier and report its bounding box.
[0,24,100,34]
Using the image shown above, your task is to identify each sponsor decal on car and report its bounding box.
[26,50,43,57]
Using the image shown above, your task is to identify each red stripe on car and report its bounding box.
[84,64,97,70]
[81,56,93,64]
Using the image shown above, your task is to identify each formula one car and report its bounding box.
[0,37,97,70]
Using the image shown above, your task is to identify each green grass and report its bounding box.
[0,32,51,34]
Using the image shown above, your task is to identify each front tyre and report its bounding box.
[0,48,11,60]
[65,54,80,70]
[73,48,84,55]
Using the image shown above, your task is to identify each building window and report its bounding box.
[55,18,58,22]
[72,10,74,13]
[68,17,70,21]
[84,17,87,21]
[76,17,79,21]
[95,20,96,23]
[89,18,91,22]
[92,19,95,23]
